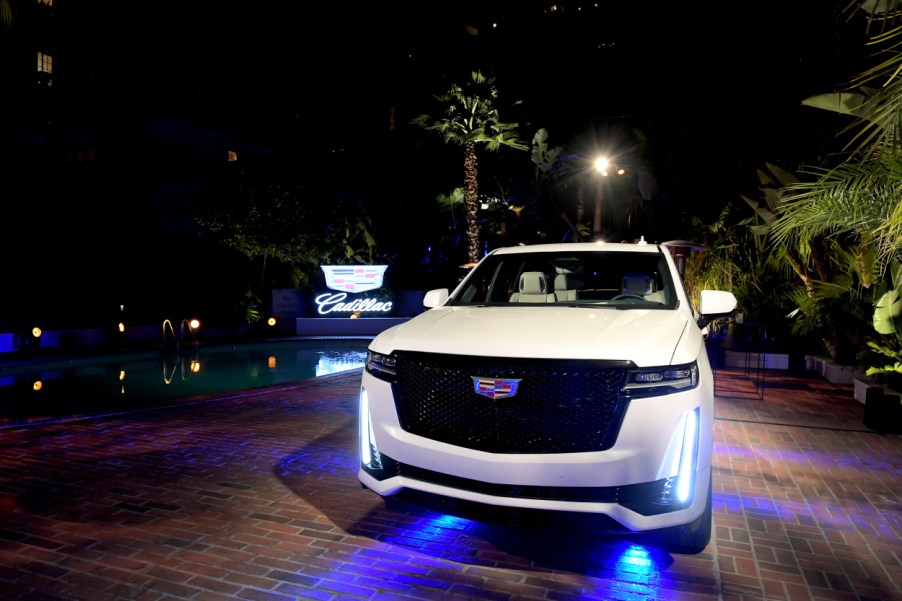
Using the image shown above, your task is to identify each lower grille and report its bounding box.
[393,352,631,453]
[362,453,689,516]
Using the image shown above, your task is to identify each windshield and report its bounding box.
[450,250,676,308]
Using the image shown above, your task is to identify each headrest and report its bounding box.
[622,273,653,295]
[519,272,547,294]
[554,274,569,290]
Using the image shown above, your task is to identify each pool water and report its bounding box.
[0,339,369,426]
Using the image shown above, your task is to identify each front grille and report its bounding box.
[393,352,631,453]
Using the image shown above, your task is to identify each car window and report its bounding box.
[450,251,676,308]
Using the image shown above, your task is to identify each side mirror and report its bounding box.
[697,289,737,330]
[423,288,449,308]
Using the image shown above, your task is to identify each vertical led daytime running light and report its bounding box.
[360,389,372,466]
[359,388,382,470]
[675,408,700,503]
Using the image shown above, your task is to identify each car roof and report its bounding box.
[488,241,664,256]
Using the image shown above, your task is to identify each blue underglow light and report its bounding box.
[424,513,472,530]
[614,543,656,577]
[316,350,366,377]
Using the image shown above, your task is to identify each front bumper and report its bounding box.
[358,368,714,532]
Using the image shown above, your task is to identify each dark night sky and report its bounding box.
[84,0,864,161]
[3,1,874,330]
[85,0,866,252]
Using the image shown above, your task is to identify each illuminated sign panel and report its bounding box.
[317,265,392,316]
[321,265,387,293]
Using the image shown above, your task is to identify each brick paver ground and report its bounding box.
[0,367,899,601]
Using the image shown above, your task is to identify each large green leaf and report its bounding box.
[764,162,800,187]
[802,92,870,118]
[860,0,902,15]
[873,290,902,335]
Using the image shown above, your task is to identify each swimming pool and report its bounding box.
[0,338,369,427]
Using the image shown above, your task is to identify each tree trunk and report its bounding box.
[464,141,480,264]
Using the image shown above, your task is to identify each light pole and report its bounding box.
[593,157,625,241]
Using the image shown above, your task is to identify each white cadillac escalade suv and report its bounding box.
[358,240,736,554]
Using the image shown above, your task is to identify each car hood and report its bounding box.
[371,306,699,367]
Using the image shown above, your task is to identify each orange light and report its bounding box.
[33,380,42,391]
[268,356,277,369]
[31,327,42,338]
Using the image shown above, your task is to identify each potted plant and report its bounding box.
[861,261,902,433]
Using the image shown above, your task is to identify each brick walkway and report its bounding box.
[0,367,899,601]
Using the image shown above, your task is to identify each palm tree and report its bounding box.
[413,71,527,264]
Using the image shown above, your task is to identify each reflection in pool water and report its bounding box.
[0,339,369,426]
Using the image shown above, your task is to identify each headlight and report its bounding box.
[624,362,698,398]
[365,350,397,381]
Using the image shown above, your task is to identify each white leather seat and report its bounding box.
[510,271,555,302]
[619,273,667,303]
[621,273,653,295]
[554,274,578,301]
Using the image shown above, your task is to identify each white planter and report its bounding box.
[763,354,789,370]
[821,361,860,385]
[807,357,861,385]
[853,376,901,405]
[816,357,828,377]
[806,355,827,375]
[854,377,881,404]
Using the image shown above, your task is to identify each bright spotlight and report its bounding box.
[595,157,609,174]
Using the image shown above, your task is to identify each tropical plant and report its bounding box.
[530,128,563,184]
[412,70,528,264]
[681,202,800,353]
[192,157,383,291]
[529,127,577,241]
[676,160,842,358]
[767,0,902,367]
[866,258,902,381]
[432,186,466,249]
[234,287,262,325]
[736,163,872,362]
[436,186,466,219]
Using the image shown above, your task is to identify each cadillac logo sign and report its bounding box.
[321,265,388,293]
[472,377,521,399]
[315,264,393,315]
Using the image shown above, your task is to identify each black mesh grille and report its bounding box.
[393,352,631,453]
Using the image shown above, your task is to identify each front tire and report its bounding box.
[661,476,713,554]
